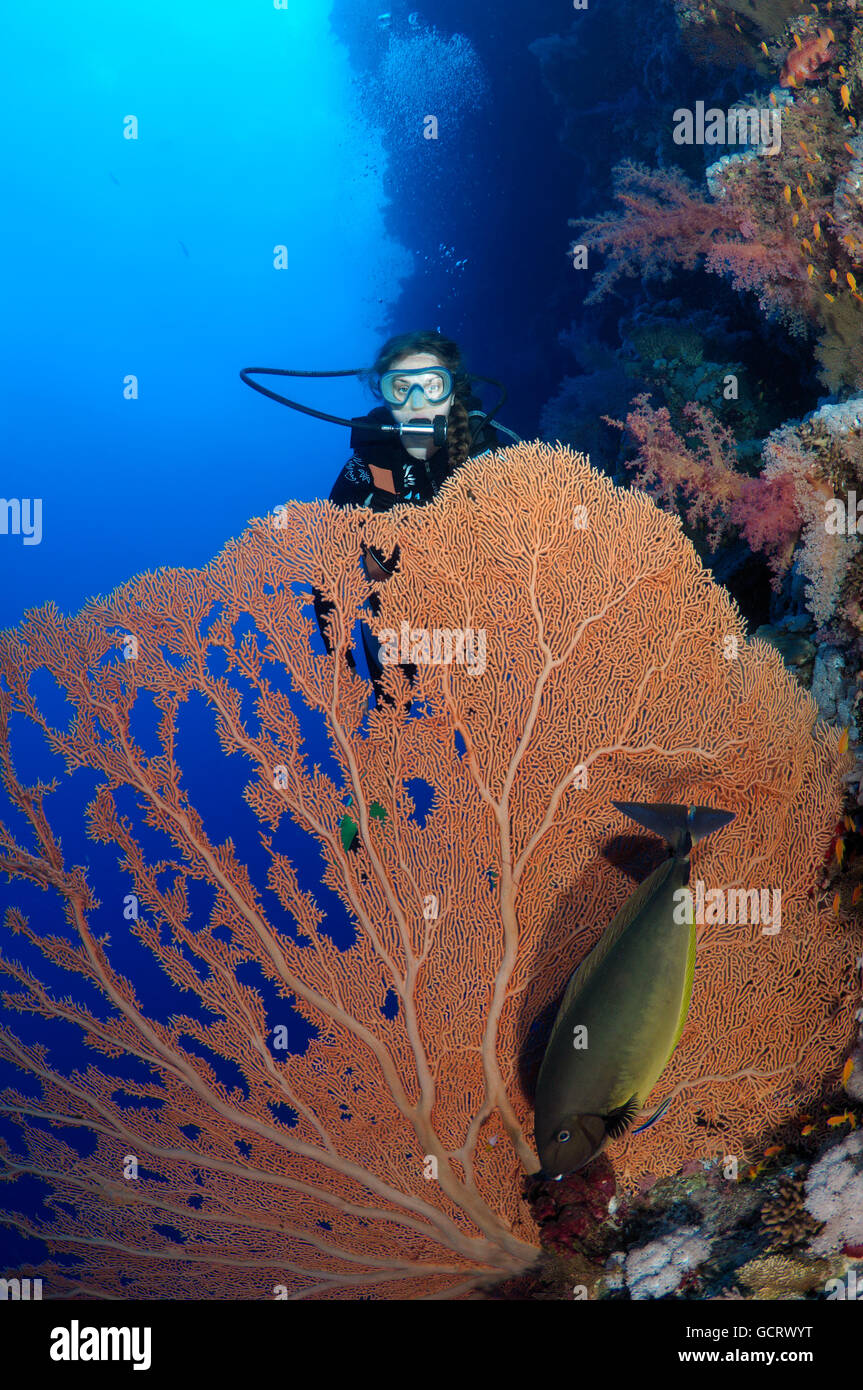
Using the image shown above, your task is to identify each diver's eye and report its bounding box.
[557,1129,571,1144]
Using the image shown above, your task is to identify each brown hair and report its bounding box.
[363,329,475,468]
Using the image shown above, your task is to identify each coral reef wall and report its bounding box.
[0,442,856,1298]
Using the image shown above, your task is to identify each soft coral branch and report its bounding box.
[573,159,813,325]
[607,395,802,580]
[570,161,729,302]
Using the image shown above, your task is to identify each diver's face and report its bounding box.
[386,353,454,458]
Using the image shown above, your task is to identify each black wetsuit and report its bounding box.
[312,395,499,704]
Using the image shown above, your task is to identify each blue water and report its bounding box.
[0,0,584,634]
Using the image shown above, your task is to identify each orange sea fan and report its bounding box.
[0,441,857,1299]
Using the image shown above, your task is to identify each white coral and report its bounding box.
[809,396,863,436]
[761,424,859,625]
[804,1132,863,1254]
[624,1225,711,1299]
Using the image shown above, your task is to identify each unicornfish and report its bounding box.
[534,801,736,1179]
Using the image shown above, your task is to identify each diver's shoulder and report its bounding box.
[328,453,372,505]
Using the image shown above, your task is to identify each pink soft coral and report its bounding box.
[570,162,725,303]
[573,160,811,327]
[609,395,859,623]
[607,395,801,577]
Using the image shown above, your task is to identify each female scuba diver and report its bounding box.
[310,329,503,710]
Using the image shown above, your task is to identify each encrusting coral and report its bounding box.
[0,441,858,1298]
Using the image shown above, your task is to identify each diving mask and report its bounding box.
[380,366,454,407]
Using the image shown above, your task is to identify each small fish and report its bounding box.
[813,221,821,239]
[792,212,800,226]
[836,838,846,866]
[833,891,841,913]
[841,83,852,110]
[842,1057,855,1086]
[839,727,850,755]
[632,1096,671,1134]
[808,263,816,278]
[828,1112,851,1127]
[852,883,862,906]
[764,1144,782,1157]
[825,292,836,301]
[108,171,120,185]
[178,240,190,258]
[534,801,735,1179]
[339,796,387,852]
[340,802,359,852]
[784,185,792,202]
[830,267,838,282]
[845,141,857,155]
[801,1123,815,1135]
[760,41,770,57]
[847,271,858,291]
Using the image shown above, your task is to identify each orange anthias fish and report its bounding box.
[780,28,835,88]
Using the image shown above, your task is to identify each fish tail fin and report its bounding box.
[611,801,735,854]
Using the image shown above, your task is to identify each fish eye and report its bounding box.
[557,1129,571,1143]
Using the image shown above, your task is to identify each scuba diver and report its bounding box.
[240,328,520,710]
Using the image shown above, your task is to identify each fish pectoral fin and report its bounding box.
[632,1096,672,1135]
[604,1094,641,1138]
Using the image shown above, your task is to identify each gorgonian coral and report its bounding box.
[0,442,856,1298]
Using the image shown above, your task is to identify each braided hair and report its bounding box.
[362,329,475,469]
